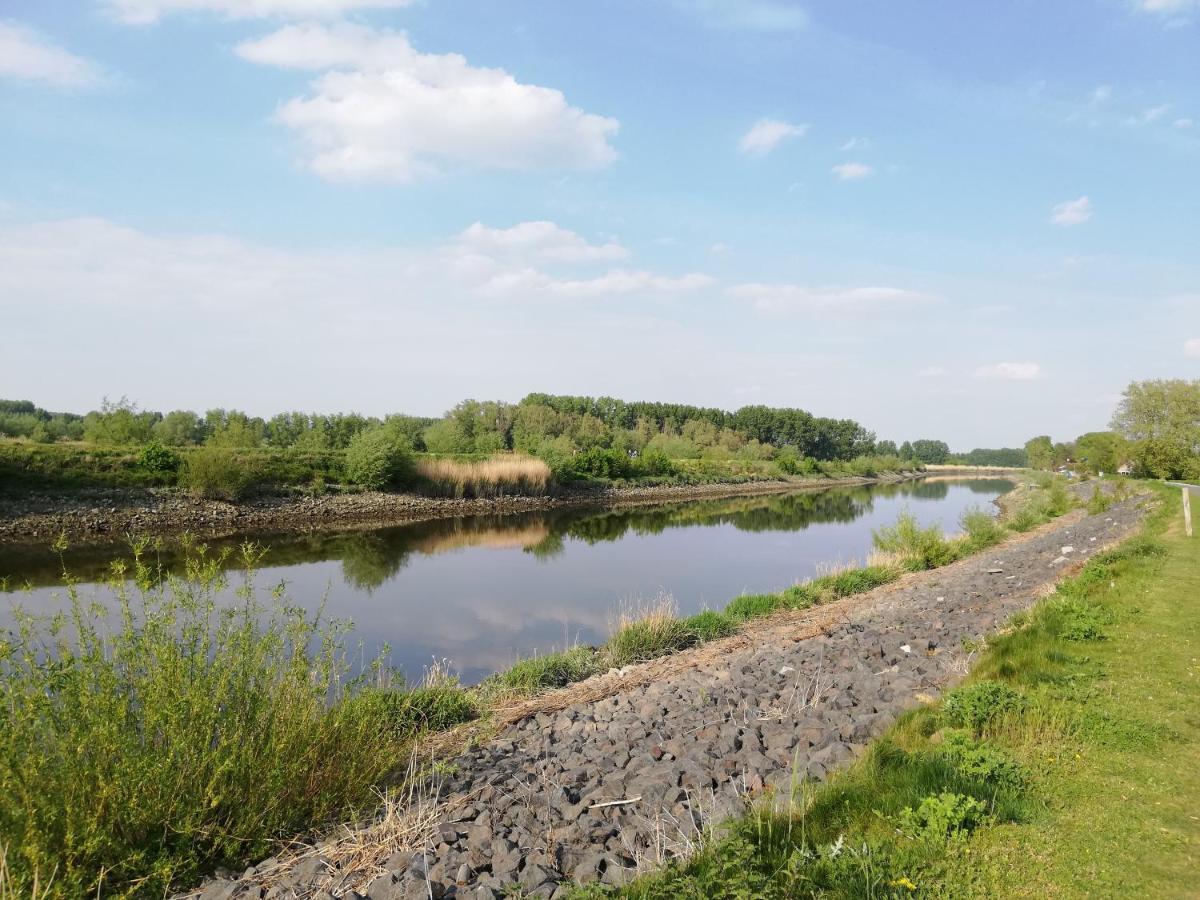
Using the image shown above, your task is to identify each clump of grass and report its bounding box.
[683,609,738,642]
[483,646,602,696]
[1087,483,1113,515]
[0,543,426,897]
[872,511,958,570]
[604,596,698,666]
[937,730,1026,791]
[725,591,787,621]
[415,454,551,498]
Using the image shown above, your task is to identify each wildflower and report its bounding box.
[890,876,918,891]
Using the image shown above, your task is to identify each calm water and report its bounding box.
[0,478,1011,684]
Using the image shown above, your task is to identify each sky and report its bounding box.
[1,0,1198,449]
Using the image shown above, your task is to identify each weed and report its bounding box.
[725,592,786,621]
[895,792,987,843]
[604,596,697,666]
[872,511,958,570]
[941,681,1026,734]
[682,609,738,642]
[484,647,602,696]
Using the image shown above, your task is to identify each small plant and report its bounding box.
[725,591,785,621]
[604,596,697,666]
[895,792,987,843]
[1055,597,1115,642]
[938,730,1025,790]
[960,506,1004,548]
[344,428,413,490]
[347,682,477,738]
[486,647,602,695]
[1087,484,1112,515]
[941,681,1026,734]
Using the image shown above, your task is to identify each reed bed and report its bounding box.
[415,455,551,498]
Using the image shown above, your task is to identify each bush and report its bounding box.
[0,548,413,897]
[941,681,1026,734]
[1087,484,1112,515]
[938,730,1025,791]
[344,428,413,490]
[137,440,181,475]
[960,506,1004,548]
[180,447,256,500]
[872,511,958,570]
[683,610,738,642]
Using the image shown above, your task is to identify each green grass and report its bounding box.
[585,483,1200,899]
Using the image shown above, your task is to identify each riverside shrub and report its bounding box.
[180,446,255,500]
[344,428,413,490]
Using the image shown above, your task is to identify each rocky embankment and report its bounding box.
[0,473,918,547]
[193,493,1146,900]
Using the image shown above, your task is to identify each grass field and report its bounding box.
[589,483,1198,898]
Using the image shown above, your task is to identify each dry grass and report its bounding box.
[416,455,551,499]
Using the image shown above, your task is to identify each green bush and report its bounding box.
[0,547,412,897]
[344,428,413,490]
[938,730,1025,791]
[941,681,1026,734]
[137,440,181,475]
[180,447,256,500]
[683,610,738,642]
[960,506,1004,548]
[1087,484,1113,515]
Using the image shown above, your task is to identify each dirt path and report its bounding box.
[193,495,1146,900]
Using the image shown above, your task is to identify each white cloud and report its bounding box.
[1135,0,1197,12]
[728,283,936,315]
[457,222,628,264]
[1050,196,1091,226]
[236,22,619,183]
[840,136,870,151]
[738,118,806,156]
[1185,338,1200,357]
[106,0,415,24]
[831,162,873,181]
[1089,85,1112,105]
[671,0,807,31]
[973,362,1042,380]
[0,21,102,88]
[0,217,707,314]
[1174,117,1194,129]
[1125,103,1172,126]
[917,366,948,377]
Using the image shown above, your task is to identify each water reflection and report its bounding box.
[1,478,1011,683]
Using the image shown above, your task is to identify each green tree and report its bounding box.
[909,439,950,464]
[154,410,205,446]
[1024,435,1054,470]
[82,397,157,446]
[344,428,413,490]
[422,418,473,454]
[1074,431,1127,475]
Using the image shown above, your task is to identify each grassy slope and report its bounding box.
[592,483,1198,899]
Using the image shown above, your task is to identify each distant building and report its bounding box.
[1117,461,1134,476]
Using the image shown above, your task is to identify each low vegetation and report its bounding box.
[415,455,551,498]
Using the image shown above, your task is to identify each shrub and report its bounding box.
[572,447,633,479]
[633,449,676,478]
[0,547,412,897]
[180,447,256,500]
[896,792,987,842]
[941,681,1026,734]
[1087,484,1112,515]
[872,511,957,570]
[683,609,738,642]
[344,428,413,490]
[960,506,1004,548]
[137,440,181,475]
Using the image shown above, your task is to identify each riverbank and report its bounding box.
[0,471,924,548]
[184,481,1145,899]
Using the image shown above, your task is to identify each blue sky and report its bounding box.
[1,0,1198,448]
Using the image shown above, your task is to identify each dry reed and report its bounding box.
[416,455,551,499]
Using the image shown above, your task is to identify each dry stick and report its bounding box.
[589,797,643,810]
[1183,485,1193,538]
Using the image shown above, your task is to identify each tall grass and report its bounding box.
[415,455,551,498]
[0,543,471,898]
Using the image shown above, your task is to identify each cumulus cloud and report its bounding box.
[1050,196,1091,226]
[728,283,936,315]
[831,162,873,181]
[457,222,628,264]
[0,21,102,88]
[236,22,619,182]
[738,118,806,156]
[1185,338,1200,357]
[106,0,415,24]
[973,362,1042,380]
[671,0,807,31]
